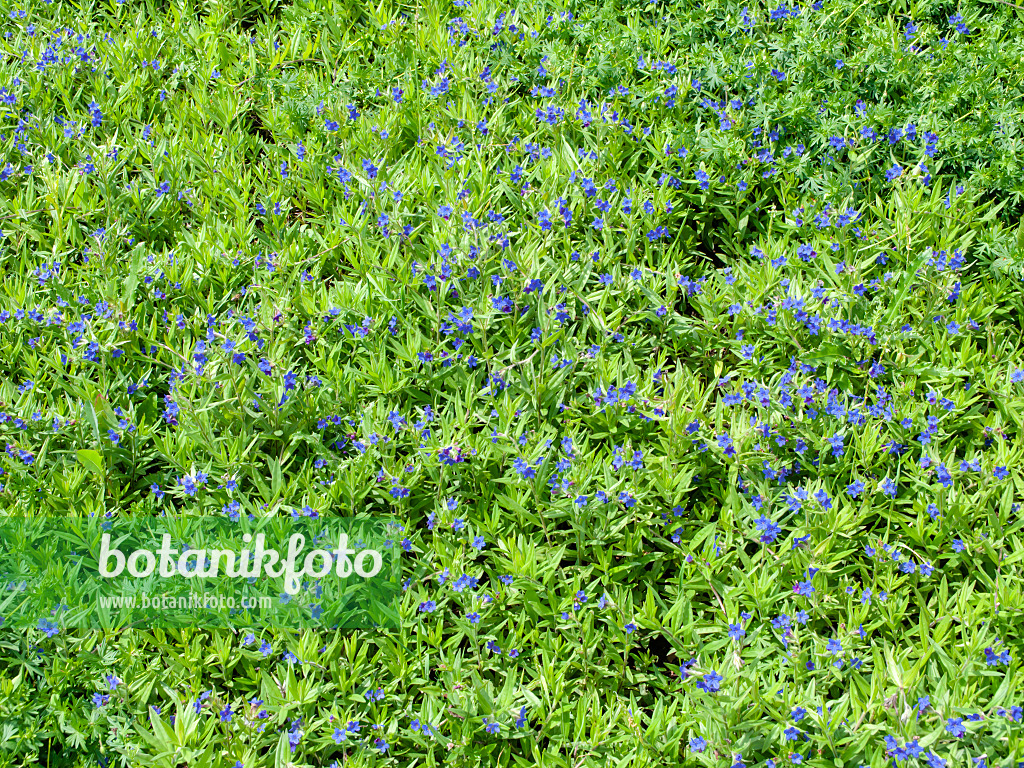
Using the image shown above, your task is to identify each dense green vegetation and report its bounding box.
[1,0,1024,765]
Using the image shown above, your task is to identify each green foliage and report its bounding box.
[0,0,1022,766]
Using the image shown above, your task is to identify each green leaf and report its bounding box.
[274,731,292,768]
[76,449,105,478]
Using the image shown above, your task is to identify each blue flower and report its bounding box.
[697,670,722,693]
[885,164,903,182]
[513,457,537,479]
[754,516,781,543]
[37,618,59,637]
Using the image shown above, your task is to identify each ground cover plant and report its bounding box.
[1,0,1024,765]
